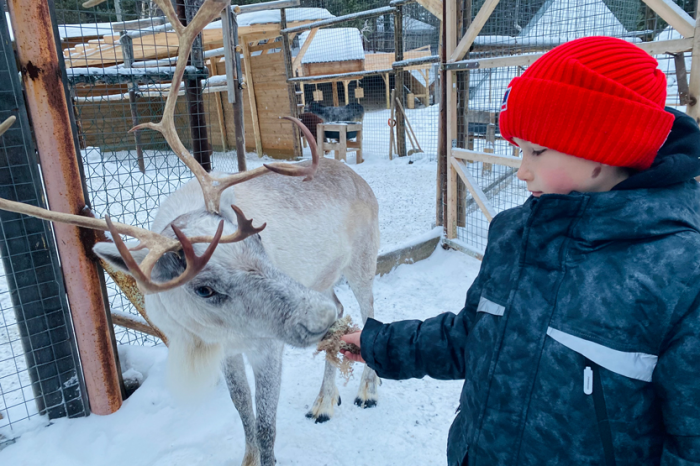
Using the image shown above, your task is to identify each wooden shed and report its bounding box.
[63,8,334,159]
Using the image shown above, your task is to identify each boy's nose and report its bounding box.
[517,163,533,182]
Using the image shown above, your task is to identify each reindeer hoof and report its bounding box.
[354,397,377,409]
[314,414,331,424]
[338,396,342,406]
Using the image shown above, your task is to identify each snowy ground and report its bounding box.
[1,247,481,466]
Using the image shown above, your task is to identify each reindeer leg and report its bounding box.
[306,288,342,423]
[248,341,283,466]
[346,275,380,409]
[223,354,260,466]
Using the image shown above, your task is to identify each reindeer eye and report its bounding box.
[194,286,216,298]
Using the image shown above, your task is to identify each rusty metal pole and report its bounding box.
[7,0,122,415]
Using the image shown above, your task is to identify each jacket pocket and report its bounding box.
[546,327,658,382]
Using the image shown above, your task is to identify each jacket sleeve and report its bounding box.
[360,268,485,381]
[655,288,700,465]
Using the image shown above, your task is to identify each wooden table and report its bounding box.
[316,122,363,164]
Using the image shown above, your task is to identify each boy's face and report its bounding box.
[514,138,627,197]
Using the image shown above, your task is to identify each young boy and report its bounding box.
[342,36,700,466]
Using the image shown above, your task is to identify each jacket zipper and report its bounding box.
[585,359,617,466]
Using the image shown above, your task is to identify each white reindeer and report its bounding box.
[0,1,380,465]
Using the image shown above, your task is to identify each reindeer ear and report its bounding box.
[93,241,149,275]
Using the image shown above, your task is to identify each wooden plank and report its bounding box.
[292,27,318,72]
[343,80,350,105]
[687,1,700,123]
[641,0,695,38]
[451,158,497,222]
[332,81,339,107]
[416,0,443,20]
[242,39,263,157]
[449,0,501,62]
[452,147,522,168]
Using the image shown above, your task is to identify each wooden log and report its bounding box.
[687,1,700,123]
[242,39,263,157]
[449,0,501,62]
[394,4,406,157]
[383,72,391,109]
[332,81,339,107]
[446,0,458,239]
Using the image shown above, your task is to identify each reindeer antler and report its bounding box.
[0,0,322,294]
[132,0,320,214]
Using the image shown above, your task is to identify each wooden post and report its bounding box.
[343,80,350,105]
[242,39,263,158]
[119,35,145,173]
[177,0,212,171]
[332,81,340,107]
[221,6,246,171]
[446,0,458,239]
[421,68,430,106]
[207,60,228,152]
[383,72,391,109]
[281,9,302,158]
[687,0,700,123]
[394,4,407,157]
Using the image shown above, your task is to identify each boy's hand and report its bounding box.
[341,331,365,364]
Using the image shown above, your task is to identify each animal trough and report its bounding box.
[323,122,359,140]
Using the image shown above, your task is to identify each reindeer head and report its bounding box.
[0,0,338,352]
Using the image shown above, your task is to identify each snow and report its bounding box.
[56,22,114,39]
[203,8,334,31]
[1,247,482,466]
[298,28,365,64]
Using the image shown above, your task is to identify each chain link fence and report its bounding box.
[453,0,697,253]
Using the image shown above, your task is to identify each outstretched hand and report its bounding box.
[341,331,365,364]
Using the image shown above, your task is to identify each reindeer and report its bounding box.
[0,1,380,465]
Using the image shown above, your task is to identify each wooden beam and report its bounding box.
[332,81,339,106]
[445,38,695,70]
[343,80,350,105]
[449,0,501,62]
[242,40,263,157]
[416,0,442,20]
[207,61,228,152]
[292,27,318,72]
[452,147,521,168]
[687,1,700,123]
[289,68,393,84]
[451,158,496,221]
[641,0,695,38]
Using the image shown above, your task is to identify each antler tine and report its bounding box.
[0,116,16,138]
[263,117,320,182]
[130,0,230,214]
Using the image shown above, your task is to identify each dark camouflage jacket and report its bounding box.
[361,108,700,466]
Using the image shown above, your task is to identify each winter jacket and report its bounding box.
[361,108,700,466]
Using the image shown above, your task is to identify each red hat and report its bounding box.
[499,36,674,170]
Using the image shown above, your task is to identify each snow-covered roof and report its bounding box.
[469,0,629,110]
[518,0,627,43]
[298,28,364,64]
[58,22,114,39]
[204,7,333,30]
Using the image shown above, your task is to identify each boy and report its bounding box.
[342,36,700,465]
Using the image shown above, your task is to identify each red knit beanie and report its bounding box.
[499,36,674,170]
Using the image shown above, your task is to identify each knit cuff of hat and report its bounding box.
[500,76,675,170]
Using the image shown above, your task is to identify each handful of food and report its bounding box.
[315,315,360,381]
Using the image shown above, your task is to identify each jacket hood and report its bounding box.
[614,107,700,190]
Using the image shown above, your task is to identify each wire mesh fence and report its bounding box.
[47,0,443,348]
[0,2,87,447]
[452,0,698,253]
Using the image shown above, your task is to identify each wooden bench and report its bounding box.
[316,122,363,164]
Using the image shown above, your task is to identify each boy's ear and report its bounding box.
[93,241,149,275]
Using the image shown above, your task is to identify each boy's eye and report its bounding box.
[532,149,547,156]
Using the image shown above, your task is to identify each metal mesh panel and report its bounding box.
[453,0,697,253]
[0,3,88,447]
